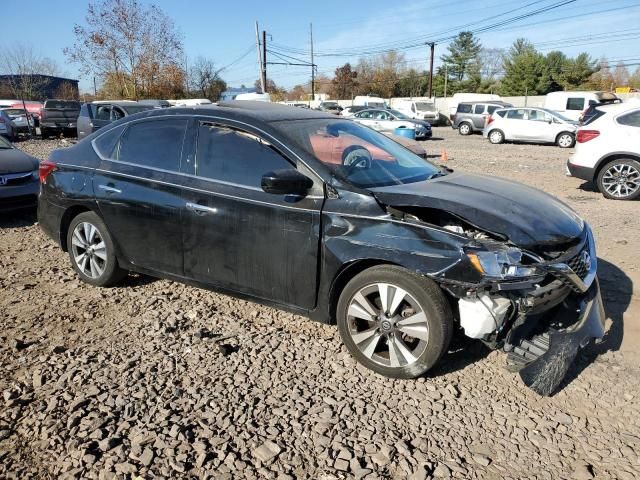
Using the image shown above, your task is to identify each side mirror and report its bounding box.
[261,169,313,196]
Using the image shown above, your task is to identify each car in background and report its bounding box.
[567,102,640,200]
[0,135,40,212]
[37,101,605,396]
[40,99,81,138]
[77,102,155,140]
[545,91,621,122]
[0,110,17,140]
[1,108,34,136]
[352,109,432,139]
[340,105,370,117]
[394,99,440,125]
[453,101,513,135]
[137,99,171,108]
[10,102,43,127]
[483,107,577,148]
[317,102,343,114]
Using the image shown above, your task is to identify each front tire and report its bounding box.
[67,211,126,286]
[556,132,575,148]
[488,129,504,144]
[458,122,472,136]
[597,159,640,200]
[337,265,453,379]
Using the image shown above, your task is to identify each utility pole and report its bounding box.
[427,42,435,99]
[262,30,268,93]
[93,76,97,97]
[443,64,448,99]
[255,22,265,93]
[310,23,315,103]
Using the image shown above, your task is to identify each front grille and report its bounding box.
[566,245,589,280]
[0,172,33,186]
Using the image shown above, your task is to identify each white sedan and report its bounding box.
[483,107,577,148]
[351,109,430,139]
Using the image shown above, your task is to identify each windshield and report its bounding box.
[0,136,12,148]
[415,102,435,111]
[273,119,440,188]
[388,109,410,120]
[540,108,573,123]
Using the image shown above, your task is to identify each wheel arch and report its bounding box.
[328,259,400,325]
[593,152,640,183]
[59,205,99,252]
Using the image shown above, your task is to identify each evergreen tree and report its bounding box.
[440,31,481,81]
[500,39,550,95]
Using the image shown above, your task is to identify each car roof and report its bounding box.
[595,100,639,113]
[461,100,511,105]
[210,101,335,122]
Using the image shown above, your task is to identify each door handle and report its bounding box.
[186,202,217,215]
[98,184,121,194]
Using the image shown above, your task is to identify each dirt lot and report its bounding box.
[1,131,639,479]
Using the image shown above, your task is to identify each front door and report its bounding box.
[93,118,189,275]
[181,120,323,309]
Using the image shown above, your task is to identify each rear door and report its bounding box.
[92,104,113,133]
[181,120,323,308]
[616,109,640,151]
[93,117,189,275]
[472,104,487,130]
[504,109,527,139]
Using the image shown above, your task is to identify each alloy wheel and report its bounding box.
[346,283,429,368]
[601,163,640,198]
[71,222,107,279]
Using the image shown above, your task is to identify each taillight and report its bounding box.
[487,115,494,125]
[39,161,57,183]
[576,130,600,143]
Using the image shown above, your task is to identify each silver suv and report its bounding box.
[453,101,513,135]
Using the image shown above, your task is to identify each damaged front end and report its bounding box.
[387,205,605,396]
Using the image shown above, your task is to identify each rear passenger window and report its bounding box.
[487,106,499,114]
[474,104,485,114]
[118,119,187,171]
[93,124,125,159]
[618,110,640,127]
[457,104,472,113]
[566,98,585,110]
[196,122,294,188]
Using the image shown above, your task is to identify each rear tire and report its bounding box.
[488,129,504,144]
[337,265,453,379]
[596,158,640,200]
[556,132,575,148]
[458,122,472,136]
[66,211,126,286]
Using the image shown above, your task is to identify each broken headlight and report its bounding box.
[466,246,540,279]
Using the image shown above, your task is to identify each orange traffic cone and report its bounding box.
[441,149,448,162]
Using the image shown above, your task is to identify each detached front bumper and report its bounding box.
[517,279,605,395]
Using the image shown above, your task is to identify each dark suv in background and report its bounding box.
[453,101,513,135]
[77,102,155,140]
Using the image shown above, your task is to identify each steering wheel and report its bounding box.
[342,146,373,170]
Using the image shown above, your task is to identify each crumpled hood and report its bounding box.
[371,172,584,248]
[0,149,39,174]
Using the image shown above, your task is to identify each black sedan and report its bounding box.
[0,136,39,212]
[38,102,604,395]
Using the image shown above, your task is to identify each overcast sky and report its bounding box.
[5,0,640,92]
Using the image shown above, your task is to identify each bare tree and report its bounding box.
[0,43,61,100]
[478,48,504,81]
[190,57,226,100]
[65,0,183,99]
[54,81,80,100]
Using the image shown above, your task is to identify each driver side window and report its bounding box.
[195,122,296,188]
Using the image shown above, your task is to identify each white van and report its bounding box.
[353,95,387,108]
[393,99,440,124]
[449,93,502,119]
[544,91,620,121]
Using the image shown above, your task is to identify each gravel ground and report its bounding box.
[1,132,639,479]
